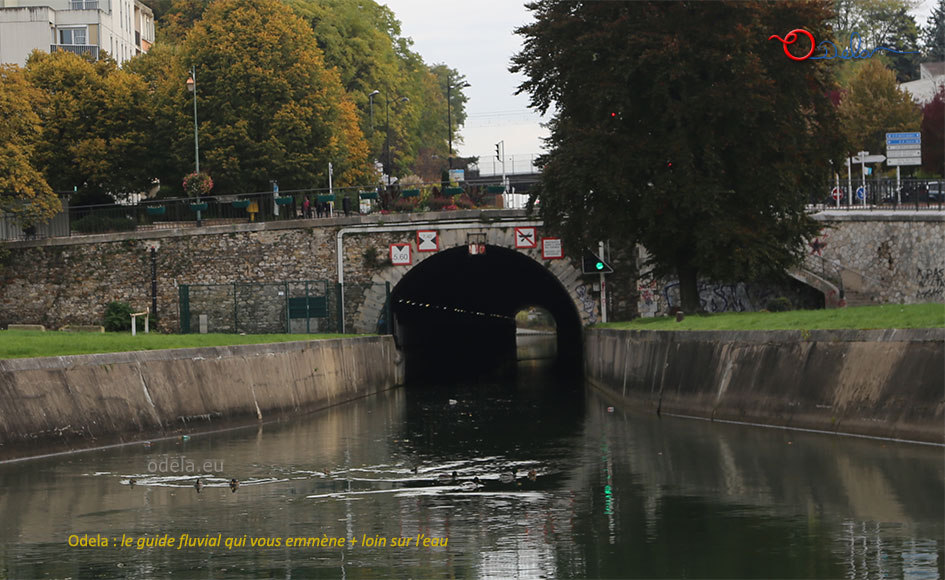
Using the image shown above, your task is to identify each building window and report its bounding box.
[59,27,88,45]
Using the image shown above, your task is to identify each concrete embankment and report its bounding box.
[0,336,404,459]
[585,328,945,444]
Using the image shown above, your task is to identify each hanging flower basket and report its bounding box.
[145,206,166,216]
[231,200,250,209]
[275,196,294,205]
[189,202,208,212]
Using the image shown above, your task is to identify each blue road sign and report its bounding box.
[886,132,921,140]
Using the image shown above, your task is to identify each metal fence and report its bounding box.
[178,280,391,335]
[810,178,944,210]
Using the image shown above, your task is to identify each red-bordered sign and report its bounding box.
[541,237,563,260]
[514,227,537,249]
[390,243,411,265]
[416,230,438,252]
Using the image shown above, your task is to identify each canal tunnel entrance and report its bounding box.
[389,245,583,381]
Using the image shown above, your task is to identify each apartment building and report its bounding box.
[0,0,154,66]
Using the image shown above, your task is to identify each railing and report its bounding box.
[809,178,944,211]
[2,180,523,242]
[50,44,100,60]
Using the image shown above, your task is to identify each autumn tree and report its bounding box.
[168,0,371,194]
[0,65,60,225]
[838,59,921,156]
[25,51,152,203]
[512,1,844,313]
[921,86,944,176]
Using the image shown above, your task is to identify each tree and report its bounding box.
[25,51,152,203]
[920,0,945,61]
[0,65,60,225]
[838,59,921,156]
[512,1,843,313]
[921,86,945,176]
[174,0,372,193]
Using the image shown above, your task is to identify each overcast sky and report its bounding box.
[381,0,937,164]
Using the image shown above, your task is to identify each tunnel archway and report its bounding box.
[384,245,584,381]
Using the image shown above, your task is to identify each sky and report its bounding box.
[382,0,938,165]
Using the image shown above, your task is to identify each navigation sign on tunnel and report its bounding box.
[515,227,537,249]
[390,243,411,265]
[417,230,438,252]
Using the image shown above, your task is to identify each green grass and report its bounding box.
[596,303,945,331]
[0,331,349,360]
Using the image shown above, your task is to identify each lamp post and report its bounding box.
[185,65,201,226]
[447,78,470,170]
[384,94,409,187]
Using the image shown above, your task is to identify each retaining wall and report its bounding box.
[585,328,945,444]
[0,336,404,459]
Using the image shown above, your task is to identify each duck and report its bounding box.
[499,469,517,484]
[194,478,203,493]
[229,478,239,493]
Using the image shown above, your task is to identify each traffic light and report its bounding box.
[582,248,613,274]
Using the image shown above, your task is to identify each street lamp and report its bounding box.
[368,90,379,129]
[384,94,409,187]
[447,78,470,170]
[186,65,201,226]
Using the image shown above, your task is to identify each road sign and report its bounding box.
[582,249,614,274]
[855,186,866,200]
[888,157,922,166]
[831,186,842,200]
[541,238,563,260]
[390,243,411,265]
[416,230,438,252]
[852,154,886,163]
[514,227,537,249]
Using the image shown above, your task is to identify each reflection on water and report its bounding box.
[0,361,941,579]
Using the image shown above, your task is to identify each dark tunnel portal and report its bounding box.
[390,245,583,381]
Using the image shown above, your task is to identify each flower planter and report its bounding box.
[145,206,166,216]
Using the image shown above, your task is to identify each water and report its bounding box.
[0,355,942,579]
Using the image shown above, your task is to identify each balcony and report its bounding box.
[50,44,100,60]
[69,1,99,9]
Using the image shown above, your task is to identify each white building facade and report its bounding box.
[0,0,153,66]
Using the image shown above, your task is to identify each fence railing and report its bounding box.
[809,178,944,210]
[1,180,521,242]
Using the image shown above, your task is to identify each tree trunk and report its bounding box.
[677,263,700,314]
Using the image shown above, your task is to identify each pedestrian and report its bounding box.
[342,195,351,216]
[302,197,311,218]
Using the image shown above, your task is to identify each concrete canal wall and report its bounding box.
[0,336,404,458]
[585,328,945,444]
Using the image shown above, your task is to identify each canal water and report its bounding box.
[0,351,942,578]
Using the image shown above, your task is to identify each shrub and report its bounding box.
[766,296,793,312]
[103,301,144,332]
[72,214,137,234]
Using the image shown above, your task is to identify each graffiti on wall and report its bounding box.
[916,267,945,301]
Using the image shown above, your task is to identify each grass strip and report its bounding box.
[0,331,350,360]
[596,303,945,331]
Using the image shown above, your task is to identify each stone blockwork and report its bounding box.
[806,213,945,305]
[0,210,612,332]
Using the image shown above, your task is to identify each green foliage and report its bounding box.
[512,1,841,312]
[103,301,141,332]
[766,297,793,312]
[71,214,137,234]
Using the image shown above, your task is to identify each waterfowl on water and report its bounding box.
[229,478,239,493]
[194,479,203,493]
